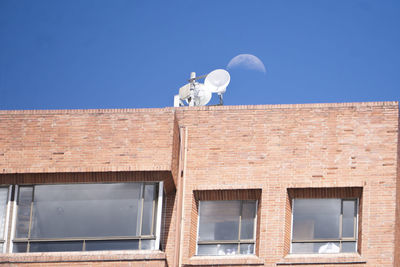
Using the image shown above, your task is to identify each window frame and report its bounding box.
[0,186,12,253]
[196,200,258,256]
[9,182,164,253]
[290,198,359,254]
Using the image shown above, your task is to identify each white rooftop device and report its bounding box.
[174,69,230,107]
[204,69,230,94]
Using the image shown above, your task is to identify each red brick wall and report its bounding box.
[176,102,399,266]
[0,102,398,267]
[0,108,175,173]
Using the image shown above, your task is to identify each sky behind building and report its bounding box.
[0,0,399,109]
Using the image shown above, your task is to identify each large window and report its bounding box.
[12,182,162,253]
[197,200,257,256]
[291,198,358,254]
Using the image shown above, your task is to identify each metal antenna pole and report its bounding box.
[189,72,196,106]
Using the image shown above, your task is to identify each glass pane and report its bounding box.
[0,243,3,253]
[198,201,240,241]
[0,187,9,239]
[240,201,256,240]
[239,243,254,255]
[141,239,155,250]
[85,240,139,251]
[342,200,356,238]
[30,241,83,252]
[341,241,357,253]
[292,242,340,254]
[16,187,33,238]
[293,199,341,240]
[13,242,28,253]
[291,243,313,254]
[197,244,238,256]
[30,183,144,238]
[141,184,156,235]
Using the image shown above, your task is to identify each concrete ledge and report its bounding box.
[184,255,264,265]
[276,253,367,265]
[0,250,166,263]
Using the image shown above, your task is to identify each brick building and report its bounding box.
[0,101,399,266]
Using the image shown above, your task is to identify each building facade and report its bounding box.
[0,101,399,266]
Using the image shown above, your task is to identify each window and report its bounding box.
[196,200,257,256]
[291,198,358,254]
[12,182,163,252]
[0,187,10,253]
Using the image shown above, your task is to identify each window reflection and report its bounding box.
[13,183,159,253]
[197,200,257,256]
[291,198,358,254]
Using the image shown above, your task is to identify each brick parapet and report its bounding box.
[0,101,397,115]
[0,109,176,174]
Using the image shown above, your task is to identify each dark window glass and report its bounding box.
[342,200,356,238]
[85,240,139,251]
[13,243,27,253]
[30,241,83,252]
[198,201,240,241]
[342,241,357,253]
[240,201,256,240]
[16,187,33,238]
[14,183,158,253]
[197,200,257,256]
[293,199,340,240]
[30,183,143,238]
[291,198,358,254]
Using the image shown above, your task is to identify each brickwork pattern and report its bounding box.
[176,102,399,266]
[0,109,175,173]
[0,102,398,267]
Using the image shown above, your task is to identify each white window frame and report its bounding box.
[0,186,12,253]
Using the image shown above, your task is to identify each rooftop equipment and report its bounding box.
[174,69,230,107]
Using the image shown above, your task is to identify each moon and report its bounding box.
[227,54,266,73]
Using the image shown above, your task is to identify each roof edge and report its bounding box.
[0,101,398,115]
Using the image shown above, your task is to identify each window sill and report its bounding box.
[0,250,166,264]
[185,255,264,266]
[276,253,367,265]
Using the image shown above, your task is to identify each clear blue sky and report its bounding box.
[0,0,399,109]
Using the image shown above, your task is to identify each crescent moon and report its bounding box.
[227,54,266,73]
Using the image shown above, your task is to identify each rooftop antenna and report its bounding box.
[174,69,230,107]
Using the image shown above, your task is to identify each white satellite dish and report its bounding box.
[204,69,231,93]
[194,83,212,106]
[174,69,230,107]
